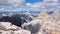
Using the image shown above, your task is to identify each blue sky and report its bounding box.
[25,0,43,3]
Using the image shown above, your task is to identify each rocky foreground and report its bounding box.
[0,11,60,34]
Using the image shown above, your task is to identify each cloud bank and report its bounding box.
[25,0,60,12]
[0,0,25,6]
[0,0,60,13]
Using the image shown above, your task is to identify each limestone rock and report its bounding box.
[14,29,31,34]
[22,11,60,34]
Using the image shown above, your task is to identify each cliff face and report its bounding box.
[22,11,60,34]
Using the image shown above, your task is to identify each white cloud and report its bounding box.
[0,0,60,12]
[25,0,60,12]
[25,2,45,11]
[0,0,25,6]
[0,0,25,11]
[43,0,59,3]
[26,3,32,7]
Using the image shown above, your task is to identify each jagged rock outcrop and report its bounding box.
[22,11,60,34]
[0,29,31,34]
[0,14,34,27]
[0,14,27,27]
[0,11,60,34]
[0,22,31,34]
[0,22,21,31]
[14,29,31,34]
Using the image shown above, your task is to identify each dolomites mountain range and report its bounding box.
[0,11,60,34]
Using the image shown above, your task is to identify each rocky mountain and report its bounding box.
[0,13,34,27]
[22,11,60,34]
[0,11,60,34]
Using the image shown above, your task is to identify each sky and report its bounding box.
[0,0,60,13]
[25,0,43,3]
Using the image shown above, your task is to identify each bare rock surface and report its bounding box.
[22,11,60,34]
[0,11,60,34]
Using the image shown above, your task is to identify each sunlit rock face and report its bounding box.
[0,22,20,31]
[14,29,31,34]
[51,11,60,20]
[22,11,60,34]
[0,29,31,34]
[0,25,7,31]
[22,22,41,33]
[0,22,31,34]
